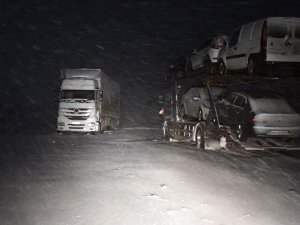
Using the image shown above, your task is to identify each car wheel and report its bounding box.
[247,58,256,75]
[196,126,205,149]
[218,60,227,75]
[197,108,203,121]
[236,124,248,141]
[180,105,186,118]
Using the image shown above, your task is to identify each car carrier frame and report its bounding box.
[160,73,300,156]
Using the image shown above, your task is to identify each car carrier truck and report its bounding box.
[57,68,120,134]
[160,74,300,156]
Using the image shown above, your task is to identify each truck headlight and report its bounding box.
[57,122,65,126]
[87,122,95,127]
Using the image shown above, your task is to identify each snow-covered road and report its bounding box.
[0,127,300,225]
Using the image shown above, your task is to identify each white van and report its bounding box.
[218,17,300,75]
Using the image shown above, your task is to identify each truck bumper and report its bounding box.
[57,116,100,132]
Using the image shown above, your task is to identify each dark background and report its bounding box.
[1,0,300,134]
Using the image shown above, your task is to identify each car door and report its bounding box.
[183,88,194,116]
[230,95,247,127]
[190,39,211,69]
[226,28,244,70]
[266,18,293,62]
[291,18,300,62]
[217,93,237,125]
[190,88,202,117]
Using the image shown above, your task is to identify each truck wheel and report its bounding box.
[91,122,102,135]
[218,60,227,75]
[236,124,248,141]
[196,127,205,150]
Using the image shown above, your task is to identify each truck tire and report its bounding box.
[91,122,102,135]
[196,126,205,150]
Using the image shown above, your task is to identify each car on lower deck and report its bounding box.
[180,86,225,121]
[215,88,300,141]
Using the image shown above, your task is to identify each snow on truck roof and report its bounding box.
[61,69,103,79]
[61,78,98,90]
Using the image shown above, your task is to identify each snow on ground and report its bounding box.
[0,128,299,225]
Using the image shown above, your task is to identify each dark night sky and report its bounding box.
[0,0,300,134]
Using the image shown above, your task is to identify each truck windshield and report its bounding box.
[61,90,95,100]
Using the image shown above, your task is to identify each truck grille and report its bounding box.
[62,108,91,120]
[66,116,89,120]
[68,124,85,130]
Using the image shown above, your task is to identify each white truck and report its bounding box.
[57,69,120,134]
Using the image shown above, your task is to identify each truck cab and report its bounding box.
[57,69,120,134]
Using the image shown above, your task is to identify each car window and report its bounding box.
[225,94,237,104]
[234,96,246,108]
[198,39,212,51]
[240,24,253,41]
[252,21,264,39]
[229,28,241,47]
[193,88,200,98]
[268,22,289,38]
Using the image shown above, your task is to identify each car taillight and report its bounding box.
[248,115,266,125]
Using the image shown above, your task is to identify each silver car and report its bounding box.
[216,89,300,141]
[186,36,227,74]
[180,86,225,121]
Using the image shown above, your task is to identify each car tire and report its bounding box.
[236,124,248,141]
[218,60,227,75]
[196,126,205,150]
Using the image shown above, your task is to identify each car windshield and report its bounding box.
[60,90,95,100]
[249,97,295,114]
